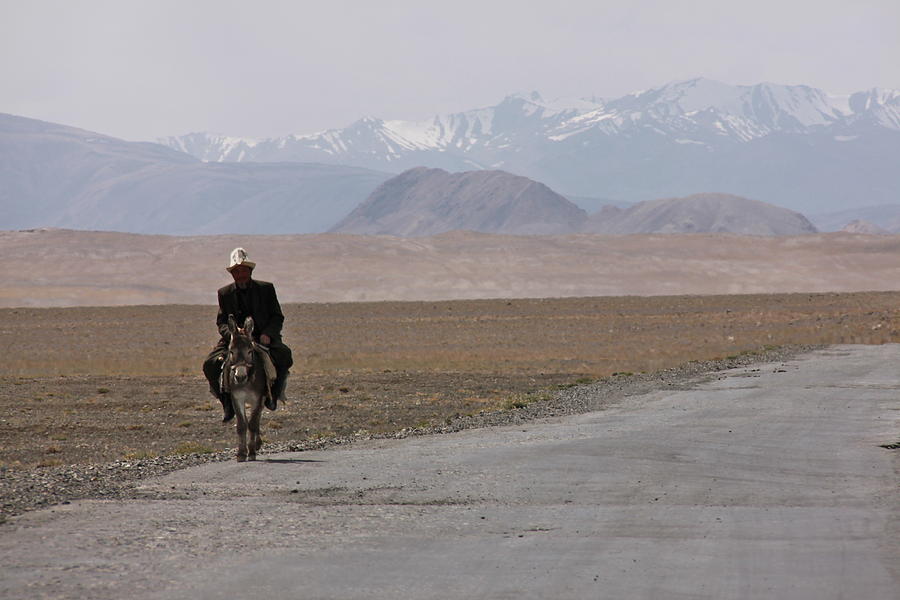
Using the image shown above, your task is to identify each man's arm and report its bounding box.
[215,289,231,340]
[261,283,284,341]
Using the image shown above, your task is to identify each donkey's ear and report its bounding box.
[227,314,237,334]
[244,316,255,337]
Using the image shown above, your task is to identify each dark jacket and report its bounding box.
[216,279,285,343]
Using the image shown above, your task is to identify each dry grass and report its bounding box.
[1,291,899,470]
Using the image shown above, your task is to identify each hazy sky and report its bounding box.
[2,0,898,141]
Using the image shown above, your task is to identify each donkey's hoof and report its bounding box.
[248,454,256,461]
[236,455,247,463]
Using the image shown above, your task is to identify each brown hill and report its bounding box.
[329,167,587,236]
[841,220,890,234]
[586,193,818,235]
[5,228,900,307]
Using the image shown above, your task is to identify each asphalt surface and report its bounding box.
[2,345,898,600]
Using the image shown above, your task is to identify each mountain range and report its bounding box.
[161,78,900,216]
[3,78,900,236]
[0,113,390,234]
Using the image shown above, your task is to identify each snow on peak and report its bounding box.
[608,78,845,128]
[849,88,900,112]
[649,78,746,112]
[352,115,385,127]
[505,90,545,103]
[501,91,602,114]
[157,131,260,162]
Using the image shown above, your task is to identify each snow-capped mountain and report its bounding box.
[160,78,900,214]
[161,91,592,171]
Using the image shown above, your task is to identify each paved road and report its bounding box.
[2,345,897,599]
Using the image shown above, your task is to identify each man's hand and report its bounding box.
[260,334,271,346]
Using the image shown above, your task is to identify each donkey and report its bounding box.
[224,315,269,461]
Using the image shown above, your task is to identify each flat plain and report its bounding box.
[6,229,900,306]
[2,291,899,471]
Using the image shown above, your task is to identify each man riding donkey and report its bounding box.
[203,248,293,422]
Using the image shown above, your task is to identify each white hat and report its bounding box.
[226,247,256,272]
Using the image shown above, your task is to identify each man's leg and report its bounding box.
[203,345,234,422]
[267,342,293,410]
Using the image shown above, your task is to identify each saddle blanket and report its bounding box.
[255,344,278,384]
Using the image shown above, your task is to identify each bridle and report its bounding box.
[226,330,256,383]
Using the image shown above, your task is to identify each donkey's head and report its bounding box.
[226,315,256,385]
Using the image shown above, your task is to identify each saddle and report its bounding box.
[254,343,278,385]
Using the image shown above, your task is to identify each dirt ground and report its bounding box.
[2,291,899,470]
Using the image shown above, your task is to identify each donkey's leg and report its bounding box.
[233,392,248,462]
[247,397,263,461]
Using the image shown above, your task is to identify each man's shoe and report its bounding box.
[220,394,235,422]
[267,378,286,411]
